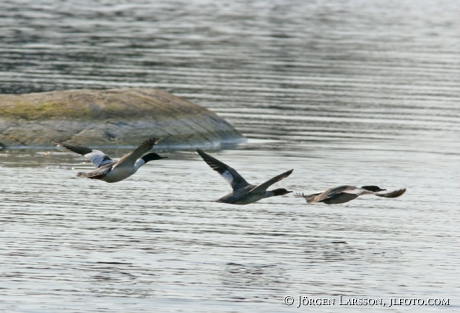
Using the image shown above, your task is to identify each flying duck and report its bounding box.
[196,149,293,205]
[56,137,166,183]
[295,185,406,204]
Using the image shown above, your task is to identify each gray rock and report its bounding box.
[0,88,245,148]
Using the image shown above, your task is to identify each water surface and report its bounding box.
[1,0,459,312]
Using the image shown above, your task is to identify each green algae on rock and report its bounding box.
[0,88,245,148]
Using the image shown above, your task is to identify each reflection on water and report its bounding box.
[1,0,460,312]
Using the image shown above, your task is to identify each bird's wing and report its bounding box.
[114,137,162,169]
[57,142,113,168]
[375,188,406,198]
[322,193,359,204]
[78,163,113,178]
[249,169,293,193]
[307,191,330,203]
[196,149,250,190]
[299,186,350,203]
[317,185,370,203]
[294,192,322,203]
[336,185,362,194]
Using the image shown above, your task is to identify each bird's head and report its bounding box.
[142,153,167,163]
[272,188,293,196]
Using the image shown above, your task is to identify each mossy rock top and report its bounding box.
[1,88,213,121]
[0,88,245,148]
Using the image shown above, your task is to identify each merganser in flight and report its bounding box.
[196,149,293,204]
[295,185,406,204]
[56,137,166,183]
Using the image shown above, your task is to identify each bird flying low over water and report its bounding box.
[196,149,293,205]
[295,185,406,204]
[56,137,166,183]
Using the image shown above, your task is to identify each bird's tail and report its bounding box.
[294,192,319,203]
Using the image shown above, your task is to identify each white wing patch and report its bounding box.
[343,189,367,195]
[221,170,234,186]
[340,189,363,195]
[84,150,113,168]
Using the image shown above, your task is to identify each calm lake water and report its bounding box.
[1,0,459,312]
